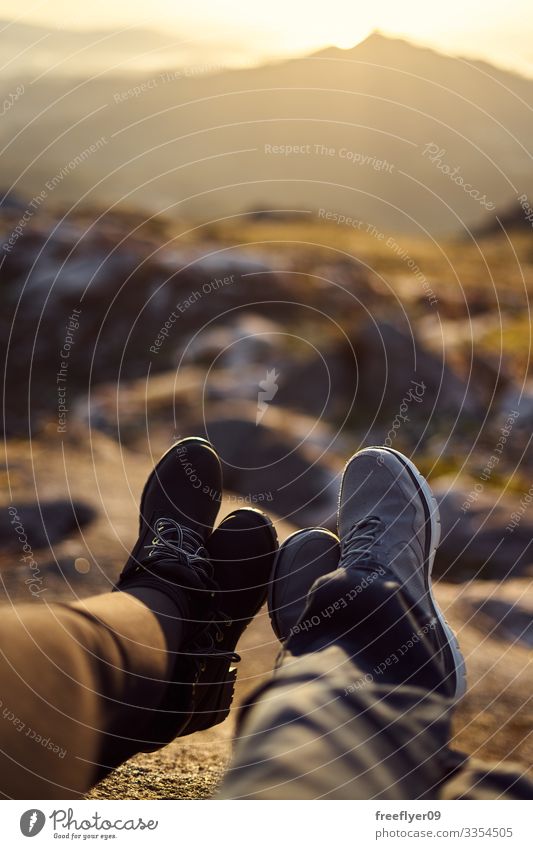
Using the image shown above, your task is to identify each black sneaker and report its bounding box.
[182,507,278,735]
[116,436,227,749]
[269,528,340,642]
[116,436,222,623]
[337,446,466,699]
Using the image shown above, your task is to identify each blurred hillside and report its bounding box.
[1,32,533,234]
[3,203,533,563]
[1,208,533,797]
[0,20,191,76]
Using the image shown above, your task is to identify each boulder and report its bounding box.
[354,319,480,426]
[432,479,533,581]
[461,598,533,648]
[0,499,97,551]
[180,313,282,368]
[190,409,343,529]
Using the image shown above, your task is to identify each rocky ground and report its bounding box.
[87,576,533,800]
[0,429,531,799]
[0,208,532,797]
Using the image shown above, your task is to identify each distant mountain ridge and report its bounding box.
[0,19,194,76]
[0,30,532,234]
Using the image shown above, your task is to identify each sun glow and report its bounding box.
[2,0,533,76]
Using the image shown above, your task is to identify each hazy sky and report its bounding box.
[2,0,533,75]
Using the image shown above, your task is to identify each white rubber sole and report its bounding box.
[378,446,467,701]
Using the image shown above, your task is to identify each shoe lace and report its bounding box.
[145,517,211,577]
[339,515,383,570]
[146,517,240,666]
[184,612,241,666]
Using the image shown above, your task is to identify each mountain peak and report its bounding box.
[309,31,426,61]
[357,30,391,46]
